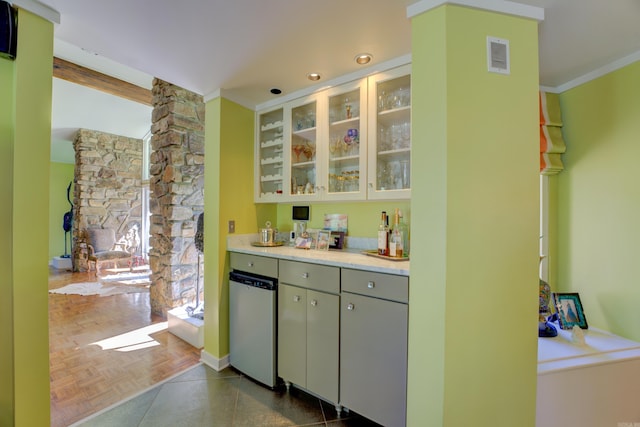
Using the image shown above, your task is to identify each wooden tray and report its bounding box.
[361,250,409,261]
[251,241,285,247]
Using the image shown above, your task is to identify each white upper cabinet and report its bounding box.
[322,78,368,201]
[255,106,286,202]
[255,64,411,203]
[286,93,322,201]
[367,64,411,200]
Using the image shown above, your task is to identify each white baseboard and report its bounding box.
[200,350,230,372]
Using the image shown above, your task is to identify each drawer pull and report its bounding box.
[310,299,318,307]
[293,295,301,302]
[248,261,254,267]
[347,303,355,311]
[367,281,375,289]
[302,272,309,279]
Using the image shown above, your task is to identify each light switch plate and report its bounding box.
[228,220,235,233]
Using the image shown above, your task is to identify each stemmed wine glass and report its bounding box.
[292,145,304,162]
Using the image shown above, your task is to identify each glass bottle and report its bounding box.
[389,209,403,258]
[398,209,409,257]
[377,211,389,256]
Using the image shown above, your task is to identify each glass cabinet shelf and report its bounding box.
[256,107,285,200]
[368,65,411,199]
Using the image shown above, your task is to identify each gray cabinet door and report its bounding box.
[340,292,408,427]
[278,284,307,387]
[307,289,340,404]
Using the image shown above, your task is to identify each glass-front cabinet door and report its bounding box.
[255,107,285,202]
[287,95,321,200]
[367,64,411,200]
[323,79,367,201]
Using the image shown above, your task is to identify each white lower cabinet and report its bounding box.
[340,269,409,427]
[277,261,340,408]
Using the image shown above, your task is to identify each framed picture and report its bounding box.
[553,292,588,330]
[294,232,312,249]
[316,230,330,251]
[329,231,345,250]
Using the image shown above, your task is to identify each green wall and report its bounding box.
[557,60,640,341]
[409,5,539,426]
[49,162,75,260]
[0,8,54,426]
[204,97,257,358]
[274,201,410,239]
[0,37,16,427]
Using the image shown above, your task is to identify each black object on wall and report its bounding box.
[0,0,17,60]
[195,212,204,253]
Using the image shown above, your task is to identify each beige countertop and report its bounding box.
[227,234,409,276]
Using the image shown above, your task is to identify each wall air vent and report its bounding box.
[487,36,510,75]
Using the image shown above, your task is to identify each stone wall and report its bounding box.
[149,79,205,316]
[72,129,143,271]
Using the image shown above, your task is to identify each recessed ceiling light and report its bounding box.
[355,53,373,65]
[307,73,321,81]
[270,88,282,95]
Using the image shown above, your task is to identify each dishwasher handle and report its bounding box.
[229,271,277,291]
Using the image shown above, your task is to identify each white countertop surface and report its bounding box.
[537,323,640,374]
[227,234,409,276]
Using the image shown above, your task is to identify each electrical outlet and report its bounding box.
[228,220,235,233]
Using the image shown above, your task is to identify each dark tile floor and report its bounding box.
[73,364,382,427]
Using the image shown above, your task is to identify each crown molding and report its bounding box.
[407,0,544,22]
[11,0,60,24]
[549,50,640,94]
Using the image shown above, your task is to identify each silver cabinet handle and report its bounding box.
[310,300,317,307]
[293,295,301,302]
[302,272,309,279]
[367,281,375,289]
[248,261,254,267]
[347,303,354,311]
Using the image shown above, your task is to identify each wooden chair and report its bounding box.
[85,228,137,275]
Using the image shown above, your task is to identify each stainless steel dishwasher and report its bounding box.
[229,270,277,388]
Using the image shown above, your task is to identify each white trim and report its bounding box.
[203,88,255,110]
[203,88,222,103]
[11,0,60,24]
[552,50,640,94]
[539,85,557,94]
[407,0,544,22]
[200,349,230,371]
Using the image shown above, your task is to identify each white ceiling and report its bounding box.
[40,0,640,163]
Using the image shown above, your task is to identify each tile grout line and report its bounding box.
[68,362,204,426]
[230,376,241,427]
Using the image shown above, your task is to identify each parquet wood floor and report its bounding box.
[48,267,201,427]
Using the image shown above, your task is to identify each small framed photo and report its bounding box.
[553,292,588,330]
[294,232,312,249]
[329,231,345,250]
[316,230,330,251]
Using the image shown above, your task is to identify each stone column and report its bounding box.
[149,79,205,316]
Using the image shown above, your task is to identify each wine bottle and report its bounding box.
[377,211,389,256]
[389,208,403,258]
[398,210,409,257]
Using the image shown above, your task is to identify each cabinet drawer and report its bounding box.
[230,252,278,278]
[279,260,340,294]
[341,268,408,303]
